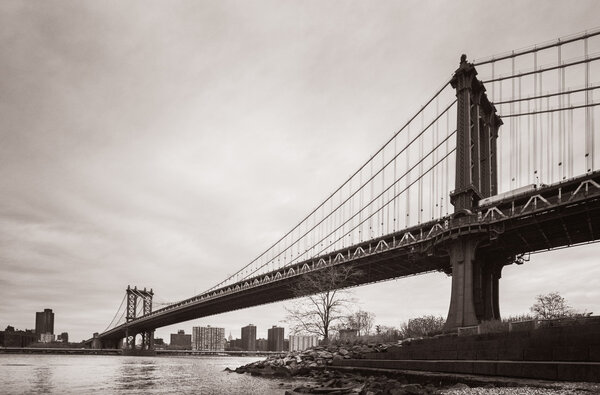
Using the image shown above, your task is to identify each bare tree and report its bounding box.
[346,310,375,336]
[400,315,445,339]
[284,265,360,342]
[374,325,401,342]
[530,291,574,319]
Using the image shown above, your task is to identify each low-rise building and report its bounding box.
[289,335,319,351]
[169,329,191,350]
[0,328,37,347]
[39,333,55,343]
[256,338,268,351]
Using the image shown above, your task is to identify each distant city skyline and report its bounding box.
[1,1,599,342]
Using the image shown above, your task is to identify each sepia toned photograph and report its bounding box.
[1,1,599,394]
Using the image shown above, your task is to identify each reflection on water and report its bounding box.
[32,365,54,394]
[115,360,157,392]
[0,355,297,394]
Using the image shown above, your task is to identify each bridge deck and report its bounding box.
[99,171,600,340]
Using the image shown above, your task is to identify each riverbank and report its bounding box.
[0,346,122,355]
[231,344,600,394]
[0,346,282,357]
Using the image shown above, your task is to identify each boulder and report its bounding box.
[400,383,424,395]
[333,355,344,362]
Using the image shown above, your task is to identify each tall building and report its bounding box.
[267,326,284,351]
[289,335,319,351]
[192,326,225,351]
[35,309,54,340]
[241,324,256,351]
[170,329,191,349]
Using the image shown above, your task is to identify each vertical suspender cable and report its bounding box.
[330,197,334,249]
[561,49,567,178]
[348,178,352,246]
[418,112,424,224]
[548,96,553,182]
[491,63,495,101]
[445,110,450,214]
[406,124,411,228]
[381,151,385,236]
[359,171,363,241]
[393,135,397,232]
[525,88,533,184]
[533,52,539,184]
[511,56,515,188]
[585,37,591,172]
[498,74,503,191]
[369,159,374,239]
[518,75,522,186]
[434,96,439,219]
[558,43,564,179]
[568,93,573,178]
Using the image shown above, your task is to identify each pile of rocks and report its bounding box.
[284,369,452,394]
[232,344,385,377]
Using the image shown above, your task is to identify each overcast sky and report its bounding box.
[1,1,599,342]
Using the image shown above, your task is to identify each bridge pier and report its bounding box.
[140,330,154,351]
[444,238,509,330]
[91,332,102,349]
[121,286,157,356]
[445,55,506,331]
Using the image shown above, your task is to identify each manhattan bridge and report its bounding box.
[90,28,600,353]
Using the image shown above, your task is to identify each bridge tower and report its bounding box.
[445,55,510,330]
[124,285,155,353]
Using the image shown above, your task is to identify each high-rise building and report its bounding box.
[35,309,54,340]
[169,329,191,349]
[267,326,284,351]
[289,335,319,351]
[241,324,256,351]
[192,326,225,351]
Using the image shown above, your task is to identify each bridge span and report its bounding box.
[96,171,600,346]
[93,29,600,352]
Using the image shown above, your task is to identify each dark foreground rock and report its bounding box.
[228,343,600,394]
[232,344,386,377]
[229,343,446,394]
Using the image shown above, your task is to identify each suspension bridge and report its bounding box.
[89,29,600,353]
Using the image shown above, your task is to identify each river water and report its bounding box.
[0,354,298,394]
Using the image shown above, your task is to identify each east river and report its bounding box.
[0,354,299,394]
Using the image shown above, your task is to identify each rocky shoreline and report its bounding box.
[227,343,599,395]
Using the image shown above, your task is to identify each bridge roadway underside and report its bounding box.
[100,249,449,342]
[99,173,600,342]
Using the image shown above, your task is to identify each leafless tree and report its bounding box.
[346,310,375,336]
[400,315,445,339]
[284,265,360,342]
[530,291,575,319]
